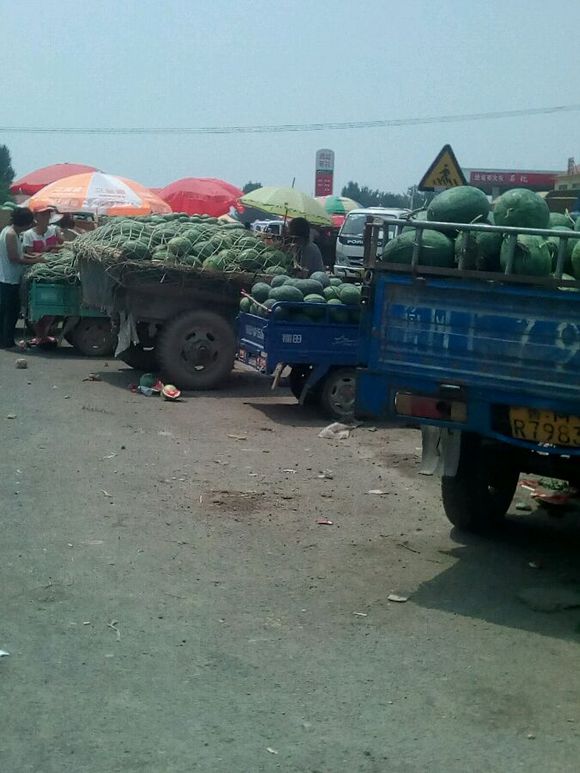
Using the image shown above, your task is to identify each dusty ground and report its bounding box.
[1,345,579,773]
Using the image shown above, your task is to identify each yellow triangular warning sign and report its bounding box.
[418,144,466,191]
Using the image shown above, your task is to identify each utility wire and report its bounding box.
[0,104,579,137]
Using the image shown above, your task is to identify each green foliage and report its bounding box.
[242,181,262,194]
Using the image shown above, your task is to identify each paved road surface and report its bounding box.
[1,347,579,772]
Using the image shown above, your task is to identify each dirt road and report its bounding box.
[1,347,579,772]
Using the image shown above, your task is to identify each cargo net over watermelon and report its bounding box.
[72,213,294,286]
[25,248,78,285]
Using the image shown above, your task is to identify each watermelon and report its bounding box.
[203,254,228,271]
[547,226,575,271]
[571,240,580,278]
[323,286,339,301]
[382,230,455,267]
[289,278,324,296]
[329,277,342,287]
[549,212,575,229]
[310,270,330,288]
[303,293,326,320]
[120,240,151,261]
[327,298,350,323]
[575,217,580,232]
[337,284,361,305]
[239,297,252,313]
[270,274,290,288]
[167,236,193,258]
[500,234,552,276]
[269,285,303,303]
[250,282,271,303]
[192,241,215,260]
[493,188,550,229]
[455,231,503,271]
[427,186,490,225]
[259,298,277,317]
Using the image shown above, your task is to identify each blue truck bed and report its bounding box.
[357,272,580,454]
[238,304,359,375]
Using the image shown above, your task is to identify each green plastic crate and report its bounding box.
[28,283,81,321]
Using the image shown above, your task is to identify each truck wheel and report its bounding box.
[441,434,519,533]
[319,367,357,421]
[67,318,117,357]
[157,310,235,390]
[289,365,319,405]
[118,344,158,371]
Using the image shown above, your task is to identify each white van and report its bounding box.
[334,207,410,280]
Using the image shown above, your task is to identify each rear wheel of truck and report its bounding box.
[67,318,117,357]
[441,433,519,533]
[157,309,235,390]
[319,367,357,421]
[118,344,158,372]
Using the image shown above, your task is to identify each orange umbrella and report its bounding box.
[26,172,172,216]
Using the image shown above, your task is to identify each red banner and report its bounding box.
[469,170,558,188]
[315,170,334,197]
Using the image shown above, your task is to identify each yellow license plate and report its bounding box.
[509,407,580,447]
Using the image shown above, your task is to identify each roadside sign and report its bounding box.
[315,148,335,197]
[418,144,466,191]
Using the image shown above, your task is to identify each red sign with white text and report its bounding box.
[315,170,334,197]
[469,170,558,188]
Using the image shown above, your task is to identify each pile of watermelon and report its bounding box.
[240,271,362,324]
[73,213,293,275]
[385,186,580,278]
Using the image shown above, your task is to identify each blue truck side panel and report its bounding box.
[357,273,580,454]
[238,304,359,374]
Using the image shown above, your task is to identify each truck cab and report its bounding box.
[334,207,410,281]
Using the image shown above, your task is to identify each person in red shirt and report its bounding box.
[22,206,65,345]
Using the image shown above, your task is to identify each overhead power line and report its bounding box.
[1,104,579,137]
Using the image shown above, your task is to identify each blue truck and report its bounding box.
[237,302,360,419]
[356,215,580,532]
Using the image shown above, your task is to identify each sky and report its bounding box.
[2,0,580,196]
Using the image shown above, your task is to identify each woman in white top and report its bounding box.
[0,207,44,349]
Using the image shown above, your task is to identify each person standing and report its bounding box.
[0,207,43,349]
[21,206,64,344]
[288,217,325,274]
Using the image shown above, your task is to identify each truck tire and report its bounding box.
[67,318,117,357]
[441,433,519,533]
[319,367,357,421]
[157,309,235,390]
[118,344,158,372]
[288,365,320,405]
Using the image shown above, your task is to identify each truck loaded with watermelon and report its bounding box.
[238,271,363,419]
[356,184,580,533]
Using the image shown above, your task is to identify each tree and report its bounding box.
[0,144,15,202]
[242,181,262,194]
[341,181,434,211]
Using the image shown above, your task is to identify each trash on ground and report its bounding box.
[162,384,181,401]
[266,748,278,755]
[107,620,121,640]
[15,358,27,369]
[0,650,9,657]
[528,561,541,569]
[318,422,353,440]
[516,502,533,512]
[388,594,409,603]
[316,518,334,526]
[83,373,102,382]
[227,434,247,441]
[317,470,334,480]
[5,414,16,420]
[282,468,297,474]
[518,586,580,612]
[519,478,577,507]
[353,612,368,617]
[367,489,387,496]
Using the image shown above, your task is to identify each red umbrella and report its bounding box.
[158,177,243,217]
[10,162,100,196]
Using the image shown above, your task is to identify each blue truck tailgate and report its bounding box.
[357,273,580,441]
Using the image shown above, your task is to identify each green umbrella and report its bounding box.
[315,195,361,215]
[240,186,332,226]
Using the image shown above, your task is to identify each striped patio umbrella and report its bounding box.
[26,172,172,216]
[315,195,361,215]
